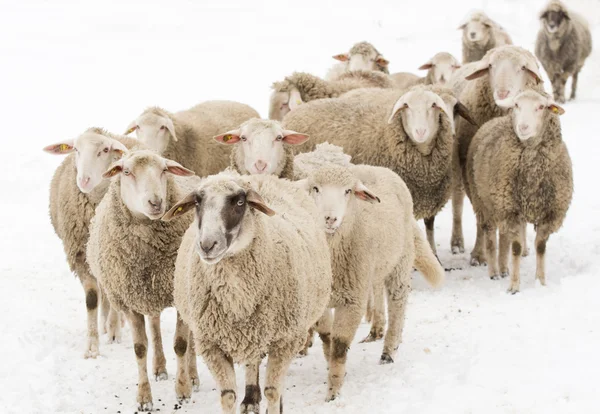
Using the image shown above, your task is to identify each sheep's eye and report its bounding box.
[538,105,544,110]
[313,186,319,193]
[488,64,492,68]
[123,170,131,176]
[103,147,109,153]
[160,125,166,130]
[241,136,247,142]
[431,102,437,108]
[514,103,519,109]
[74,148,79,153]
[163,167,168,172]
[276,135,283,141]
[237,199,245,206]
[345,189,352,195]
[97,151,101,157]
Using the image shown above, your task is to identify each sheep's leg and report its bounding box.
[570,71,579,101]
[498,229,510,278]
[521,223,529,257]
[451,174,466,254]
[105,305,122,344]
[470,221,488,266]
[380,264,410,364]
[327,301,364,401]
[424,216,437,255]
[128,310,153,411]
[314,309,333,365]
[76,264,99,359]
[264,349,294,413]
[552,73,567,104]
[187,330,200,391]
[298,326,315,357]
[484,225,499,279]
[202,346,237,414]
[507,224,523,294]
[149,315,168,381]
[362,276,385,342]
[534,225,551,287]
[365,284,374,323]
[99,285,110,335]
[174,312,192,403]
[241,360,262,414]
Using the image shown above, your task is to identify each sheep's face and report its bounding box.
[465,47,542,107]
[541,10,569,34]
[333,43,389,73]
[103,150,194,219]
[420,53,461,86]
[163,179,275,264]
[43,132,128,193]
[388,89,449,144]
[308,167,379,234]
[215,119,309,176]
[269,88,303,122]
[461,18,492,44]
[511,90,564,141]
[126,112,176,155]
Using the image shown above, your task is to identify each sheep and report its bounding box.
[293,150,444,400]
[447,61,479,97]
[535,0,592,103]
[459,11,513,63]
[163,170,332,414]
[283,84,476,255]
[325,41,390,81]
[466,90,572,293]
[450,46,545,264]
[390,52,461,90]
[269,70,394,121]
[213,118,310,179]
[86,150,202,410]
[125,100,259,176]
[43,127,139,358]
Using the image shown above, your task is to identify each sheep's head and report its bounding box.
[215,118,309,176]
[540,1,570,34]
[163,173,276,264]
[459,12,495,44]
[125,108,176,154]
[269,87,303,121]
[464,46,542,107]
[304,165,379,235]
[43,129,128,193]
[388,88,452,144]
[103,150,194,220]
[333,41,389,73]
[419,52,461,86]
[510,90,564,141]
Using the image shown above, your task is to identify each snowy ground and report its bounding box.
[1,0,600,413]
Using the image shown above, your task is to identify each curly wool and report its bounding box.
[137,101,259,177]
[87,173,200,316]
[174,173,332,363]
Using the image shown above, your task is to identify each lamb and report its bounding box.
[283,84,476,255]
[390,52,461,90]
[86,150,202,410]
[450,46,545,264]
[125,100,259,176]
[293,150,444,400]
[214,118,310,179]
[164,170,332,414]
[535,0,592,103]
[325,41,390,81]
[459,11,513,63]
[43,128,139,358]
[466,90,572,293]
[269,70,394,121]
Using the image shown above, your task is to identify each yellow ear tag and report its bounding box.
[551,106,559,114]
[59,144,70,152]
[176,206,183,213]
[296,100,302,105]
[223,134,232,142]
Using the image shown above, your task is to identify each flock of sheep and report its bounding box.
[43,1,590,412]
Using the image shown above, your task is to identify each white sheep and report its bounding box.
[325,41,390,81]
[459,11,513,63]
[390,52,461,90]
[164,170,332,414]
[43,128,138,357]
[125,101,259,176]
[86,150,201,410]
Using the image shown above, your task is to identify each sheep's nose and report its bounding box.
[439,76,446,84]
[148,198,163,210]
[519,124,529,133]
[200,240,217,254]
[79,176,90,188]
[470,32,476,39]
[325,216,337,226]
[416,128,427,138]
[497,90,510,100]
[254,160,267,173]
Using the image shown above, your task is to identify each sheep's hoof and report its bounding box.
[297,349,308,358]
[379,353,394,364]
[451,245,464,255]
[360,329,384,343]
[506,287,519,295]
[490,274,500,280]
[500,271,509,279]
[155,370,168,381]
[137,402,153,411]
[325,391,339,402]
[241,402,260,414]
[190,376,200,392]
[521,247,530,257]
[84,341,99,359]
[470,255,486,266]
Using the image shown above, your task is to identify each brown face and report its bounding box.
[542,10,568,32]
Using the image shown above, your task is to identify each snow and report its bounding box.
[1,0,599,413]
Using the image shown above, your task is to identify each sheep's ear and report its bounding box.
[288,89,304,111]
[162,191,197,221]
[102,160,124,178]
[164,117,178,142]
[560,10,570,20]
[214,129,241,145]
[282,130,310,145]
[465,65,489,80]
[124,120,138,135]
[523,64,542,85]
[419,62,434,70]
[165,159,195,176]
[246,189,276,216]
[43,140,75,154]
[452,64,461,69]
[458,23,467,30]
[376,56,389,68]
[455,101,477,126]
[294,179,310,192]
[111,140,128,158]
[540,11,548,20]
[547,103,565,115]
[333,53,349,62]
[388,95,409,124]
[354,181,380,204]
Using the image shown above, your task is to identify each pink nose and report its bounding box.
[416,128,427,138]
[519,124,529,133]
[254,160,267,172]
[497,90,510,100]
[79,177,90,188]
